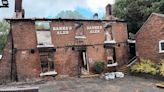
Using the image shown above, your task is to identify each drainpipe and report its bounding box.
[9,21,18,81]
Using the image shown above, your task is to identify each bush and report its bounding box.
[160,63,164,76]
[130,59,157,75]
[93,61,105,74]
[159,60,164,77]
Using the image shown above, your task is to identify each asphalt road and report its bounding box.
[39,76,164,92]
[0,75,163,92]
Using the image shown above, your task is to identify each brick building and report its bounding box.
[136,13,164,63]
[0,1,128,81]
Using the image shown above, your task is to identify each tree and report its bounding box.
[113,0,164,34]
[55,10,85,19]
[0,20,10,54]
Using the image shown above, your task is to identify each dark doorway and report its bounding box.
[38,48,55,73]
[40,52,54,73]
[79,50,88,70]
[129,43,136,59]
[77,49,89,76]
[106,47,116,64]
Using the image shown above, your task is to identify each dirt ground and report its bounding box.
[0,75,164,92]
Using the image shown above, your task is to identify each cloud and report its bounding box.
[23,0,83,18]
[86,0,115,13]
[0,0,115,19]
[0,0,15,19]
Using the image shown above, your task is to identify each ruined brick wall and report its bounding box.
[0,19,128,79]
[51,21,107,75]
[54,48,79,76]
[136,14,164,63]
[11,21,41,80]
[51,20,128,75]
[113,22,128,65]
[0,34,12,82]
[84,22,106,72]
[51,21,77,76]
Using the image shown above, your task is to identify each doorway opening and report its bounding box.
[106,47,116,64]
[40,52,54,73]
[106,47,117,68]
[78,50,89,76]
[129,43,136,59]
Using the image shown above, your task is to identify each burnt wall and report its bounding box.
[0,34,12,82]
[11,21,41,80]
[113,22,128,65]
[0,19,128,79]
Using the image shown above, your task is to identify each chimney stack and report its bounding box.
[15,0,22,12]
[14,0,25,18]
[93,13,98,20]
[105,4,112,20]
[106,4,112,16]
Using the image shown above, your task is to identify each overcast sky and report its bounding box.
[0,0,115,19]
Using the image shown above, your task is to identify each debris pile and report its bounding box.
[104,72,124,80]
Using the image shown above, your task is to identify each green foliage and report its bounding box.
[0,20,10,54]
[35,21,50,30]
[93,61,105,74]
[55,10,85,19]
[113,0,164,34]
[159,60,164,77]
[160,63,164,76]
[130,59,157,75]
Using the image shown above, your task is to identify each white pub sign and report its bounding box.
[53,26,72,35]
[87,26,102,33]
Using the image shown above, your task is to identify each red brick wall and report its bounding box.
[87,46,107,72]
[0,20,128,80]
[51,21,106,75]
[136,14,164,63]
[51,21,75,47]
[113,22,128,65]
[0,34,12,82]
[11,21,41,80]
[51,20,128,75]
[54,48,79,76]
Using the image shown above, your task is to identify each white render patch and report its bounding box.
[36,31,52,45]
[75,35,86,39]
[0,55,2,59]
[107,62,118,67]
[127,39,136,43]
[0,87,39,91]
[104,40,116,44]
[37,44,54,48]
[40,71,57,77]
